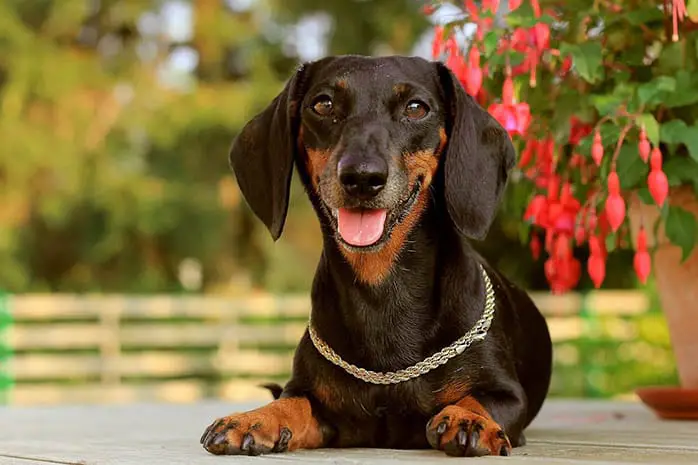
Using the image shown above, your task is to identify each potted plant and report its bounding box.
[422,0,698,417]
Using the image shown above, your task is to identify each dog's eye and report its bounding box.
[405,100,429,120]
[312,96,334,116]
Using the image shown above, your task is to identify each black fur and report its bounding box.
[436,62,516,240]
[216,55,552,454]
[228,63,311,241]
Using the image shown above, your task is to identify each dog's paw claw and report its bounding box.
[201,414,289,456]
[426,406,512,457]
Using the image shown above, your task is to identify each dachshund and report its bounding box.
[200,55,553,458]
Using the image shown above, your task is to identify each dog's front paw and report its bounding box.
[200,413,292,456]
[426,405,512,457]
[200,398,323,456]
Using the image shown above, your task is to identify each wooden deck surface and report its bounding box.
[1,399,697,464]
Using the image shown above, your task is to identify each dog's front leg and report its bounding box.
[201,397,326,456]
[426,395,517,457]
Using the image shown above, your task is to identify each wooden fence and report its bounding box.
[0,291,676,406]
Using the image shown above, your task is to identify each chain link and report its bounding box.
[307,263,496,385]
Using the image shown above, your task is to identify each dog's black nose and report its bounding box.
[338,157,388,200]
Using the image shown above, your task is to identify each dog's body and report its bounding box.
[201,55,553,457]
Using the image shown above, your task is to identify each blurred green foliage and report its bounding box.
[0,0,638,293]
[0,0,432,293]
[549,291,678,398]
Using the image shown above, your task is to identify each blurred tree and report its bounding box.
[270,0,428,56]
[0,0,622,293]
[0,0,297,292]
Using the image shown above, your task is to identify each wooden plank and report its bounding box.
[585,291,650,315]
[532,293,585,316]
[8,322,306,350]
[9,315,636,351]
[8,323,104,349]
[10,294,312,320]
[9,379,276,406]
[2,400,698,464]
[9,291,650,322]
[118,323,307,347]
[11,351,294,380]
[545,317,583,342]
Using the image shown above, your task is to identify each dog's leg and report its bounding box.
[426,395,517,457]
[201,397,326,456]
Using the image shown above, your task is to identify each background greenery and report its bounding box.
[0,0,643,294]
[0,0,682,401]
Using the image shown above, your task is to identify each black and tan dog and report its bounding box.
[200,55,552,458]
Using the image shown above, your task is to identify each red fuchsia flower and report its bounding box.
[605,171,626,232]
[634,226,651,284]
[488,75,531,137]
[444,37,468,85]
[544,232,581,294]
[464,0,495,41]
[520,137,555,189]
[672,0,687,41]
[587,236,606,289]
[518,137,537,169]
[475,86,490,107]
[591,129,604,166]
[648,147,669,207]
[445,36,459,57]
[530,234,541,260]
[431,26,444,59]
[419,0,675,295]
[489,102,531,137]
[501,18,550,85]
[463,47,483,96]
[421,4,436,15]
[638,127,651,163]
[559,55,573,76]
[532,23,550,50]
[569,117,593,146]
[443,41,484,98]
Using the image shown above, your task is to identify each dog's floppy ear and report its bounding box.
[436,62,516,240]
[229,63,311,241]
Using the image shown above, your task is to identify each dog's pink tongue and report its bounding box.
[338,208,387,247]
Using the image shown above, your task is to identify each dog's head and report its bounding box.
[229,55,515,284]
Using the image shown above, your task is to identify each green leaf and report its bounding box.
[663,157,698,186]
[663,71,698,108]
[505,2,546,28]
[623,7,665,25]
[590,94,624,116]
[665,206,698,261]
[658,119,698,161]
[616,144,649,189]
[682,127,698,162]
[637,76,676,106]
[660,120,688,144]
[688,0,698,22]
[636,187,655,205]
[658,41,685,74]
[562,42,603,84]
[518,222,531,244]
[637,114,660,146]
[605,233,617,253]
[483,31,499,58]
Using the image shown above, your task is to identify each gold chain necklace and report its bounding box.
[307,263,496,385]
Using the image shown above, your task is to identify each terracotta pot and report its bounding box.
[628,186,698,419]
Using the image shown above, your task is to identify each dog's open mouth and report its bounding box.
[328,181,421,250]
